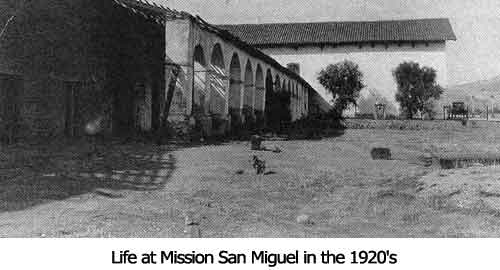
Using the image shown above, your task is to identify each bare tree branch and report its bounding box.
[0,15,16,42]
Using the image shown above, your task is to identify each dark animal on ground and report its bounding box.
[252,155,266,175]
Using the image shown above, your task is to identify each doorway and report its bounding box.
[64,81,83,137]
[0,74,23,143]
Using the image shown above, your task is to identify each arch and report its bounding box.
[229,53,242,114]
[282,79,287,93]
[193,45,207,114]
[243,60,254,115]
[288,81,292,93]
[209,43,227,115]
[210,43,224,70]
[194,45,206,66]
[255,64,265,113]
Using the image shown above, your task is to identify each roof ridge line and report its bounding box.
[218,17,451,27]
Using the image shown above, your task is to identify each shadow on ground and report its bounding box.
[0,140,177,212]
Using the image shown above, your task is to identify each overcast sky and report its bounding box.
[158,0,500,86]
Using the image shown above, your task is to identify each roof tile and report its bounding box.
[218,18,457,47]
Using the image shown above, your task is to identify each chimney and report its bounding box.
[287,63,300,75]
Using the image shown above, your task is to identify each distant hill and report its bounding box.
[443,75,500,104]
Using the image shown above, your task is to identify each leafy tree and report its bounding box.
[393,62,444,119]
[317,60,365,116]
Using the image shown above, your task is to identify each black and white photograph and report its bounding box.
[1,0,500,238]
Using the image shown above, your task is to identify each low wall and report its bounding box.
[344,119,500,130]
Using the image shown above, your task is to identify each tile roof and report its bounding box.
[111,0,326,101]
[218,18,457,47]
[113,0,187,24]
[193,16,317,92]
[112,1,318,92]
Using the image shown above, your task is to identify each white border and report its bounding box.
[0,239,497,269]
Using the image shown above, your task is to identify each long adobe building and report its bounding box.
[220,19,457,115]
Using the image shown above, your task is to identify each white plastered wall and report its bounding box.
[262,41,448,115]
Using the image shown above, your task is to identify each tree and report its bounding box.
[393,62,444,119]
[317,60,365,116]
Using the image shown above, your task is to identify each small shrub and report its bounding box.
[385,114,400,120]
[288,110,345,139]
[354,113,375,120]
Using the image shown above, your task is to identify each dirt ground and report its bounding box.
[2,128,500,237]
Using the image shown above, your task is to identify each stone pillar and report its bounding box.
[238,79,245,116]
[255,86,265,112]
[294,87,298,121]
[229,78,243,115]
[298,86,302,119]
[296,88,300,119]
[251,84,256,114]
[305,89,309,115]
[165,18,193,122]
[205,70,214,115]
[244,82,254,117]
[299,88,303,117]
[290,87,294,121]
[225,78,230,116]
[299,86,304,117]
[197,68,212,138]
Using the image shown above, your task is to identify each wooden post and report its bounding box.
[163,63,181,126]
[156,63,181,144]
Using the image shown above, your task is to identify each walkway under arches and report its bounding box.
[209,43,226,116]
[193,45,207,114]
[228,53,242,116]
[243,60,254,122]
[254,65,265,114]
